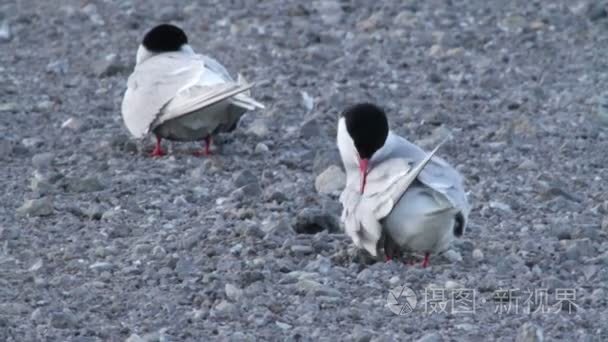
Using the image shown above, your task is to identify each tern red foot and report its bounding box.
[421,253,430,268]
[151,136,166,157]
[193,136,213,156]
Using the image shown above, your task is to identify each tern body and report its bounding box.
[337,103,470,266]
[121,24,264,156]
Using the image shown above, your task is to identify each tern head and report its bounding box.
[136,24,194,64]
[337,103,389,194]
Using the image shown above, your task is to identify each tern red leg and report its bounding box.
[194,136,213,156]
[151,136,166,157]
[421,253,430,268]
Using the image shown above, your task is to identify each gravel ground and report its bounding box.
[2,0,608,341]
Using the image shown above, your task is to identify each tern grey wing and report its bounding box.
[339,140,446,257]
[382,134,470,227]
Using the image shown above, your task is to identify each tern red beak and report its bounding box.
[359,158,369,194]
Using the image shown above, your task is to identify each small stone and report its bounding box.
[314,0,343,25]
[254,142,270,154]
[30,308,44,324]
[294,208,340,234]
[61,117,85,131]
[34,100,54,112]
[65,177,105,193]
[587,3,608,21]
[489,201,512,212]
[299,118,321,139]
[264,218,295,239]
[89,262,113,272]
[357,12,382,31]
[416,332,443,342]
[247,119,269,137]
[297,279,322,292]
[267,190,288,203]
[0,20,10,42]
[158,6,184,21]
[301,91,314,112]
[213,300,237,317]
[17,198,54,217]
[0,139,14,156]
[313,149,342,176]
[125,334,145,342]
[46,59,69,75]
[356,268,373,282]
[315,165,346,194]
[0,226,19,240]
[291,245,314,254]
[22,137,44,148]
[0,102,17,112]
[443,249,462,263]
[444,280,460,289]
[516,322,544,342]
[518,158,537,170]
[276,321,292,330]
[93,54,124,77]
[233,170,258,188]
[225,283,244,301]
[601,216,608,233]
[472,249,484,260]
[32,152,55,169]
[50,311,77,329]
[232,183,262,198]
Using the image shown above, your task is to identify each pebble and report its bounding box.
[247,119,269,137]
[313,149,342,176]
[444,280,461,290]
[416,332,443,342]
[32,152,55,169]
[225,283,244,301]
[17,198,54,217]
[233,170,259,188]
[50,311,77,329]
[276,321,293,330]
[0,226,19,240]
[315,165,346,194]
[291,245,314,254]
[93,54,124,77]
[516,323,544,342]
[125,334,145,342]
[443,249,463,263]
[0,139,14,156]
[46,59,69,75]
[587,3,608,21]
[61,117,85,131]
[314,0,343,25]
[232,182,262,198]
[472,249,484,260]
[601,215,608,233]
[65,176,105,193]
[0,19,10,42]
[301,91,314,112]
[22,137,45,148]
[489,200,512,212]
[294,208,340,234]
[254,142,270,154]
[299,118,321,139]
